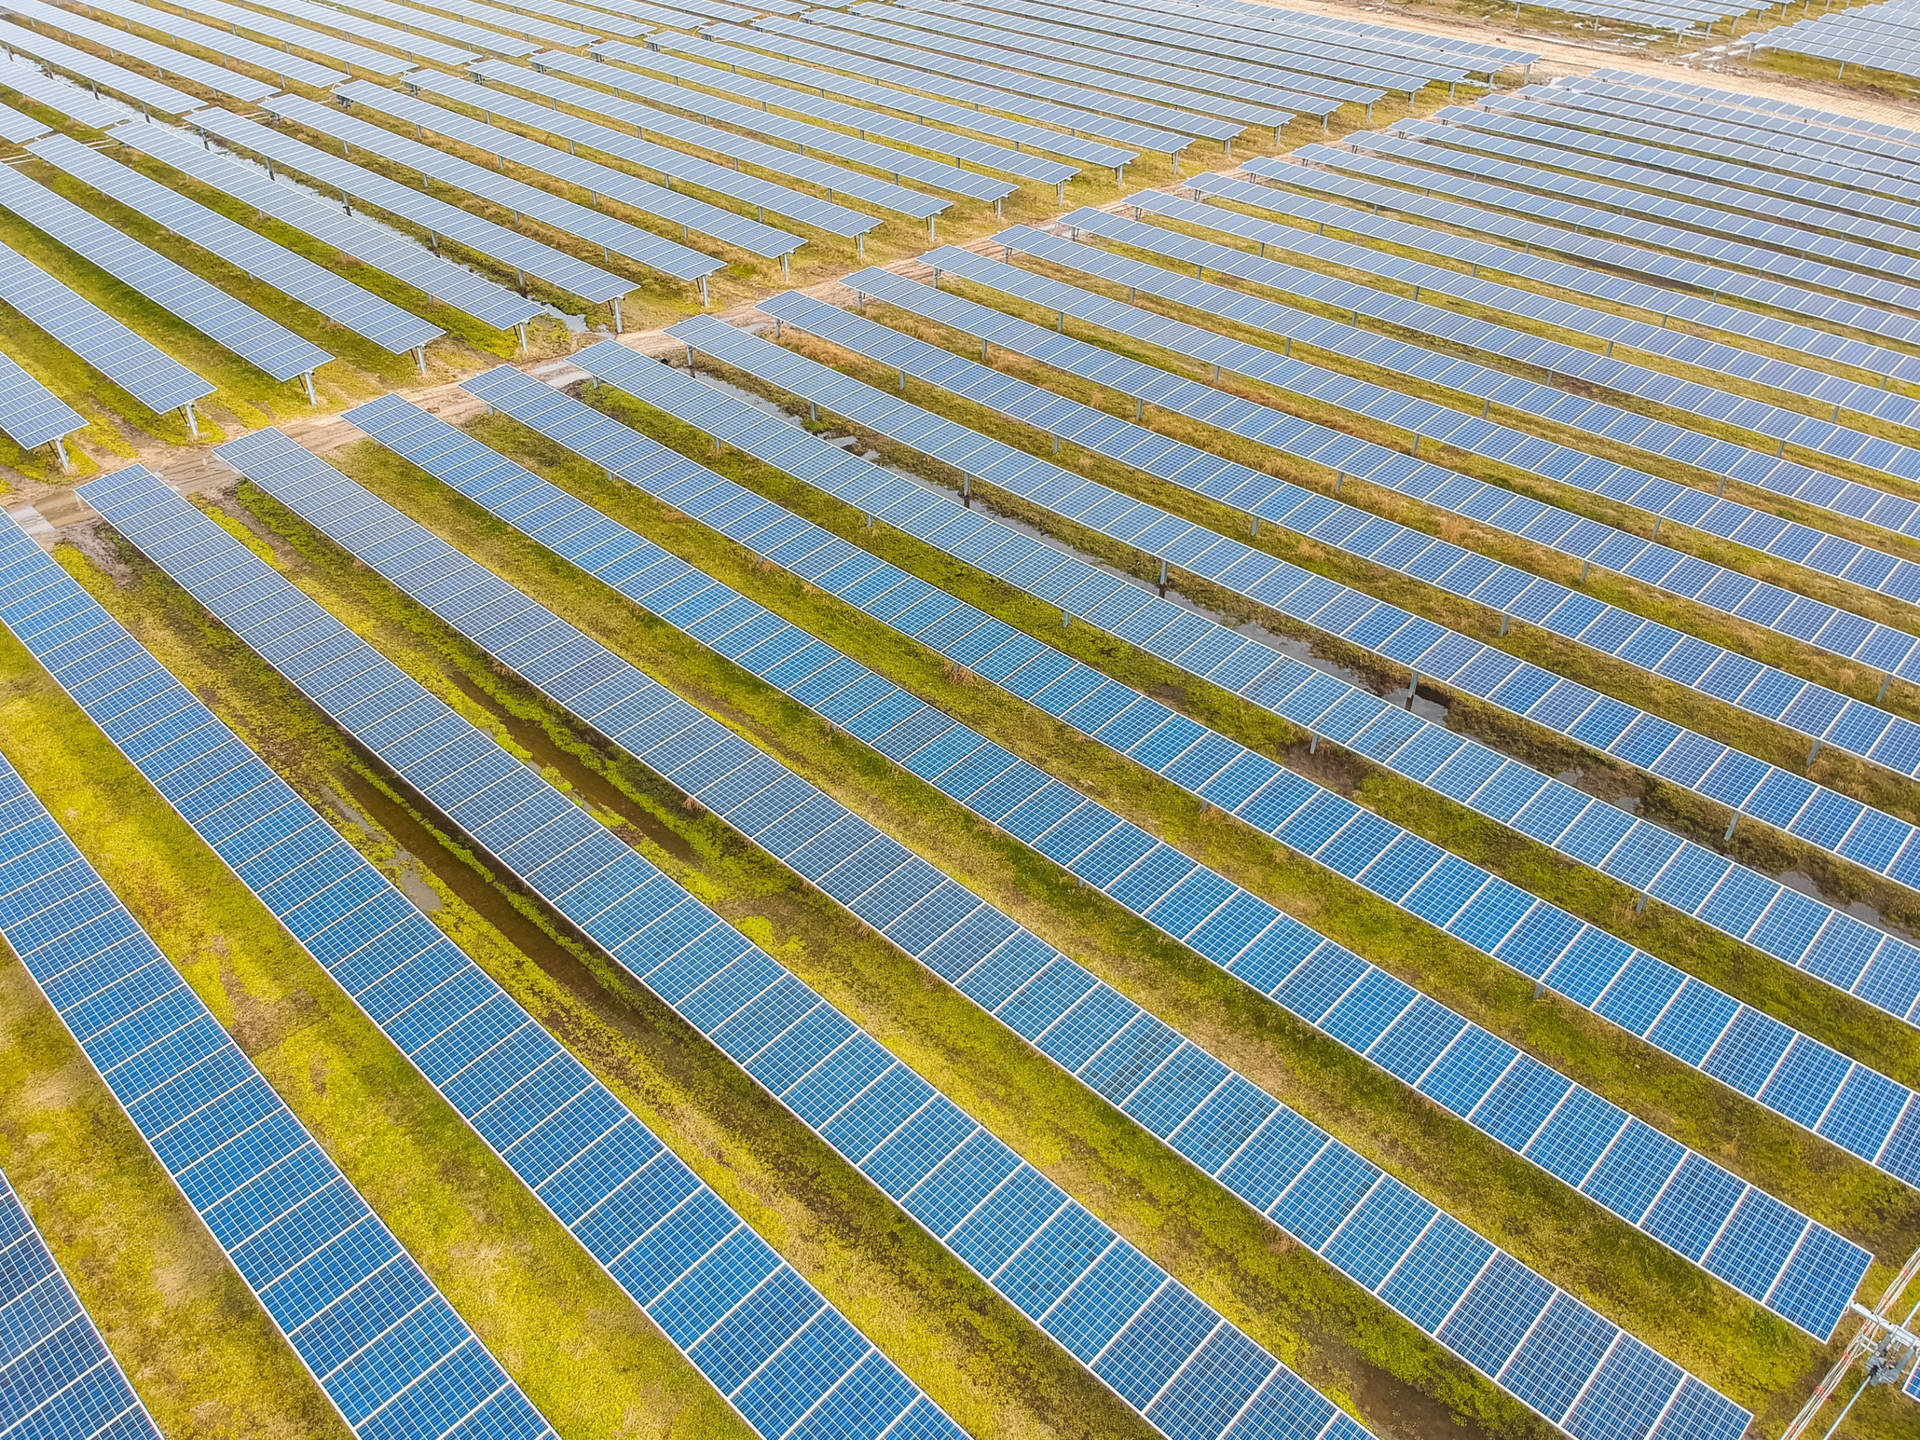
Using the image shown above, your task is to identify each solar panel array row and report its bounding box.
[67,465,970,1440]
[456,60,877,239]
[457,0,633,43]
[1749,1,1920,84]
[843,0,1312,128]
[890,0,1382,108]
[1417,102,1920,282]
[920,238,1920,732]
[101,0,427,75]
[0,20,199,115]
[121,118,544,332]
[1173,174,1920,422]
[306,0,541,59]
[100,447,1356,1440]
[390,374,1871,1347]
[0,159,329,383]
[49,0,350,84]
[695,21,1131,170]
[29,132,443,356]
[809,7,1242,142]
[258,415,1769,1440]
[1243,153,1920,376]
[404,0,592,48]
[1507,78,1920,207]
[588,42,1018,203]
[0,515,562,1440]
[524,49,946,221]
[1069,203,1920,546]
[0,1164,162,1440]
[1026,212,1920,616]
[184,105,632,308]
[0,235,210,415]
[745,14,1192,155]
[0,351,83,455]
[1158,0,1536,71]
[1581,67,1911,144]
[350,76,805,260]
[0,87,41,138]
[259,91,721,285]
[768,272,1920,1031]
[652,33,1079,185]
[1284,143,1920,343]
[0,54,131,127]
[2,0,277,101]
[642,316,1920,1192]
[1332,130,1920,316]
[1226,171,1920,594]
[875,0,1348,121]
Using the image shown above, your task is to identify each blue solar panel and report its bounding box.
[773,266,1920,1030]
[227,416,1758,1439]
[565,332,1920,1211]
[0,502,957,1440]
[0,1165,163,1440]
[76,466,1370,1440]
[413,370,1866,1355]
[0,352,84,454]
[0,612,558,1440]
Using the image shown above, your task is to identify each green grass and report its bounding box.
[297,404,1920,1438]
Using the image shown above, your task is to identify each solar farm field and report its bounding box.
[2,2,1920,1440]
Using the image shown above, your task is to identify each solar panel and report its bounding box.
[66,0,424,76]
[306,0,544,58]
[653,33,1079,185]
[0,555,564,1440]
[525,49,948,222]
[985,220,1920,689]
[0,20,199,115]
[457,59,879,240]
[0,235,210,418]
[27,133,444,359]
[0,55,131,128]
[805,7,1239,143]
[886,0,1366,112]
[353,383,1872,1351]
[83,457,1354,1440]
[243,415,1766,1437]
[1173,174,1920,423]
[0,1166,164,1440]
[1078,200,1920,531]
[1575,69,1920,164]
[836,1,1311,129]
[117,119,543,334]
[589,42,1019,204]
[349,76,804,261]
[1157,0,1535,70]
[0,160,329,386]
[23,0,351,86]
[0,351,83,453]
[630,317,1920,1194]
[744,14,1193,156]
[1247,154,1920,361]
[0,90,43,139]
[691,23,1128,170]
[257,92,722,294]
[0,0,277,100]
[447,0,628,43]
[753,273,1920,1023]
[182,106,633,311]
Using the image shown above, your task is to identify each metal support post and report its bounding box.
[302,371,316,405]
[1878,673,1894,704]
[613,296,623,333]
[182,403,199,438]
[52,436,69,473]
[414,347,426,377]
[515,323,527,355]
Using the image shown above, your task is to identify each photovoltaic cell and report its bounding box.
[350,383,1867,1347]
[579,328,1920,1200]
[0,1165,163,1440]
[1,491,960,1440]
[0,351,83,452]
[0,573,559,1440]
[1,0,281,100]
[81,462,1363,1440]
[0,22,200,115]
